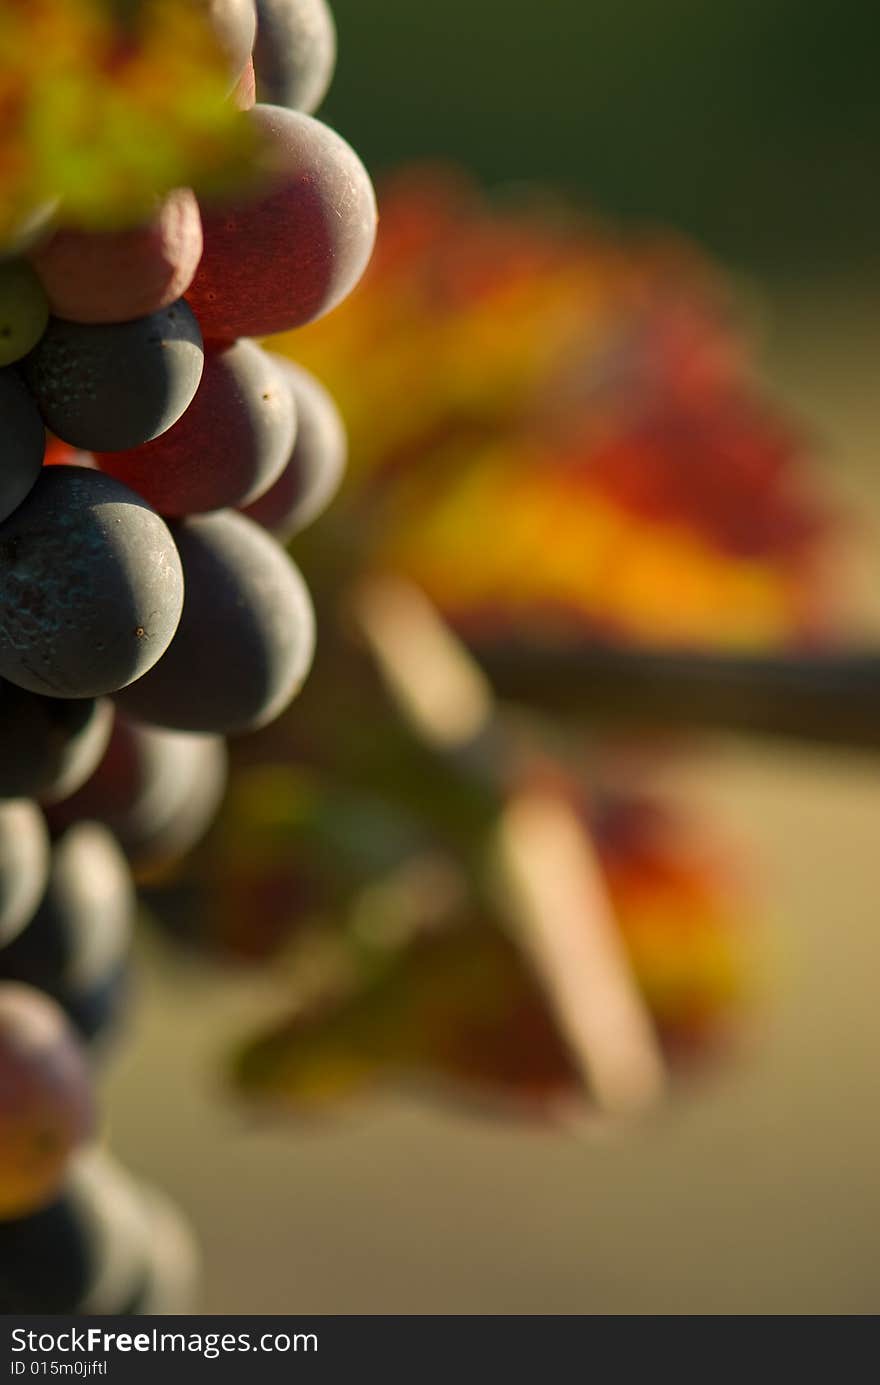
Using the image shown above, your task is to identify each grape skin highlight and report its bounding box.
[0,467,185,700]
[115,509,315,734]
[0,801,49,949]
[128,1184,201,1315]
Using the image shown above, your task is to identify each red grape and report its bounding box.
[185,104,377,340]
[0,984,95,1219]
[95,340,295,516]
[28,190,204,325]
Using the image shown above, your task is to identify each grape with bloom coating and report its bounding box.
[0,985,95,1222]
[96,340,295,516]
[203,0,258,83]
[23,302,204,452]
[185,105,377,340]
[127,736,228,881]
[0,801,48,948]
[28,189,204,325]
[0,467,184,699]
[0,260,49,367]
[0,369,45,525]
[242,356,346,538]
[49,715,228,878]
[253,0,337,114]
[115,510,315,734]
[0,823,134,1011]
[0,683,112,802]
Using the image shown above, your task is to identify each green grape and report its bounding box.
[0,260,49,367]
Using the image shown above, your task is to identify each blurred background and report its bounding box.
[320,0,880,275]
[103,0,880,1313]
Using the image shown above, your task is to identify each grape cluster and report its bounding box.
[0,0,368,1312]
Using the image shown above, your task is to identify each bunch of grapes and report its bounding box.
[0,0,373,1313]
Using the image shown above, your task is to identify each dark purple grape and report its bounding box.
[63,962,130,1048]
[0,368,45,524]
[96,340,295,516]
[0,985,95,1224]
[0,466,184,699]
[48,714,227,875]
[115,510,315,734]
[241,356,346,538]
[0,1190,93,1310]
[128,734,228,878]
[0,681,112,801]
[0,823,134,1012]
[0,1151,149,1311]
[0,801,49,947]
[253,0,337,114]
[22,301,204,451]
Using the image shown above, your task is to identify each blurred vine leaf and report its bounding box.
[231,787,751,1120]
[0,0,252,244]
[278,171,848,655]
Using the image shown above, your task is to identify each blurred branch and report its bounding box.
[350,577,493,750]
[352,574,669,1117]
[477,644,880,749]
[494,791,667,1119]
